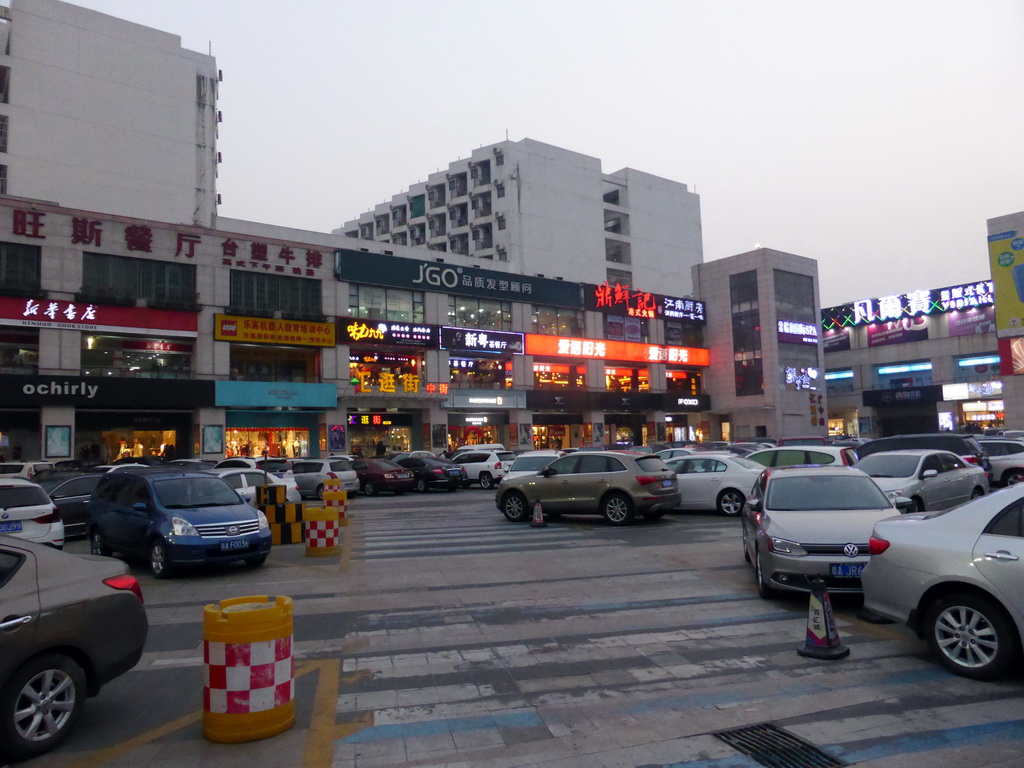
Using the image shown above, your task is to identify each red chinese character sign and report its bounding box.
[585,282,705,322]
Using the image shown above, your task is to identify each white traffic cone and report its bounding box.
[530,500,547,528]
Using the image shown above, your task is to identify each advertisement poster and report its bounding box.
[988,228,1024,334]
[823,328,851,353]
[948,306,996,337]
[866,317,929,348]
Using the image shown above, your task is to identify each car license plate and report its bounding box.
[0,521,23,533]
[661,479,673,487]
[220,539,249,551]
[447,469,461,476]
[830,563,864,578]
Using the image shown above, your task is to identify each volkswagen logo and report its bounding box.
[843,543,860,558]
[227,525,239,536]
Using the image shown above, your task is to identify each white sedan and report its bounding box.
[665,454,763,516]
[210,468,302,504]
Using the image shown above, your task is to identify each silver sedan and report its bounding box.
[854,449,988,511]
[665,453,762,515]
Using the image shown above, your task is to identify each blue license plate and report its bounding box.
[662,479,673,487]
[0,521,23,533]
[220,539,249,551]
[830,563,864,578]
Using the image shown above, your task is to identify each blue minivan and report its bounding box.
[87,469,272,578]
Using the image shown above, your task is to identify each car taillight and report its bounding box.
[635,475,661,485]
[963,456,979,465]
[103,574,144,604]
[432,468,444,475]
[868,536,890,555]
[384,472,395,479]
[32,507,60,525]
[494,461,501,469]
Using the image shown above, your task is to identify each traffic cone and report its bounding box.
[530,500,547,528]
[797,577,849,660]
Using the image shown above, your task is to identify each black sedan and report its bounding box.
[33,470,104,539]
[395,457,466,492]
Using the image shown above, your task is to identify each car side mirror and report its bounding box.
[894,496,916,514]
[920,469,938,479]
[746,497,761,513]
[540,467,557,477]
[132,501,148,512]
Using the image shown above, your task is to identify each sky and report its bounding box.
[68,0,1024,307]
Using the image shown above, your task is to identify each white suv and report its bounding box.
[0,477,64,548]
[0,461,55,479]
[453,450,516,490]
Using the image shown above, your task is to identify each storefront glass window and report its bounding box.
[348,284,424,322]
[225,428,309,459]
[0,330,38,374]
[665,320,705,348]
[666,370,701,395]
[230,270,322,317]
[605,316,648,342]
[446,297,512,330]
[347,414,413,456]
[533,363,585,389]
[0,242,41,294]
[605,368,649,392]
[81,335,193,379]
[450,358,511,389]
[350,352,423,395]
[531,306,583,336]
[84,253,195,306]
[230,346,320,382]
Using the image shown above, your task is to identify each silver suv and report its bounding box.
[290,458,360,498]
[453,450,516,489]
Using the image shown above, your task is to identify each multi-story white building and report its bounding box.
[0,0,220,226]
[335,138,704,299]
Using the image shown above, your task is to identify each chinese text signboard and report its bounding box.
[0,296,198,334]
[585,281,706,323]
[821,280,994,331]
[214,314,336,347]
[338,316,438,347]
[778,320,819,345]
[440,326,525,355]
[524,334,710,366]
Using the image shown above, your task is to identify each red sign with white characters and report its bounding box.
[0,296,198,335]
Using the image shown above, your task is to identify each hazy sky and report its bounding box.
[68,0,1024,307]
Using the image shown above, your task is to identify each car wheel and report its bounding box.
[601,492,635,526]
[415,478,428,493]
[89,529,111,557]
[755,549,778,599]
[1002,469,1024,487]
[149,538,173,579]
[364,481,378,496]
[478,472,494,490]
[245,554,268,568]
[970,487,985,500]
[315,483,326,500]
[924,592,1019,680]
[500,491,529,522]
[0,654,86,761]
[716,489,745,516]
[911,496,925,513]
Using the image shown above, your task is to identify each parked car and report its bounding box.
[111,455,166,467]
[350,458,415,496]
[0,478,64,548]
[388,450,438,462]
[655,448,696,461]
[451,443,506,458]
[664,454,763,516]
[290,457,360,498]
[741,465,912,598]
[167,458,218,470]
[777,435,829,446]
[0,461,55,479]
[210,467,301,504]
[854,449,988,511]
[212,456,294,478]
[746,445,857,468]
[87,469,272,578]
[496,452,680,526]
[628,444,670,454]
[502,450,565,483]
[862,486,1024,680]
[976,437,1024,487]
[0,537,148,761]
[453,449,516,489]
[33,470,104,539]
[855,433,992,479]
[394,456,465,492]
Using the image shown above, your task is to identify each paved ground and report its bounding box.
[26,490,1024,768]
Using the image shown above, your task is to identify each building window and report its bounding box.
[83,253,196,307]
[81,334,193,379]
[0,241,40,293]
[774,269,816,324]
[605,367,649,392]
[665,319,705,348]
[531,306,583,336]
[731,270,763,396]
[494,151,504,166]
[0,115,8,153]
[607,267,632,284]
[230,346,320,383]
[605,315,648,342]
[666,369,702,395]
[495,183,505,198]
[446,296,512,330]
[0,67,9,104]
[0,329,38,374]
[533,363,585,389]
[450,357,510,389]
[348,284,424,323]
[229,270,321,317]
[0,164,6,195]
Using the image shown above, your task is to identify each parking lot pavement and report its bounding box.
[32,490,1024,768]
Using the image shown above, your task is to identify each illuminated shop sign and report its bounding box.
[585,282,706,323]
[942,381,1003,401]
[338,316,437,347]
[525,334,710,366]
[446,390,528,409]
[0,295,198,335]
[347,412,414,427]
[777,320,819,345]
[821,280,994,330]
[440,326,525,354]
[784,366,819,391]
[214,314,335,347]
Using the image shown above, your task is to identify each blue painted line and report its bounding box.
[830,718,1024,763]
[339,709,542,742]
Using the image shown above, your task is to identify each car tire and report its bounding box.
[0,653,87,761]
[970,487,985,500]
[1002,469,1024,486]
[716,489,745,516]
[500,491,529,522]
[364,481,378,496]
[245,553,268,568]
[601,492,635,526]
[755,549,778,599]
[149,538,173,579]
[415,478,428,493]
[89,528,111,557]
[315,483,326,500]
[924,592,1020,680]
[911,496,925,513]
[478,472,494,490]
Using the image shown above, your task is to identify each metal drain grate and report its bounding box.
[713,722,846,768]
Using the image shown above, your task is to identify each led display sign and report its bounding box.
[525,334,710,366]
[777,320,819,345]
[821,280,994,330]
[440,326,524,354]
[584,282,706,323]
[338,316,438,347]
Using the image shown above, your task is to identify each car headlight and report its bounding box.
[766,537,807,556]
[884,488,902,499]
[171,516,199,536]
[257,509,269,530]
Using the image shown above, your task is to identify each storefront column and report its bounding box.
[585,359,604,390]
[584,410,606,446]
[647,410,667,444]
[39,328,77,374]
[511,354,533,389]
[41,405,74,462]
[648,363,667,393]
[508,409,533,449]
[197,407,226,460]
[428,403,448,452]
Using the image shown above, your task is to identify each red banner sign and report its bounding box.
[525,334,709,366]
[0,295,198,334]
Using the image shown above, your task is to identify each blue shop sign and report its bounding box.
[215,381,337,408]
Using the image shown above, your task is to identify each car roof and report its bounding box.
[766,464,864,478]
[856,448,955,457]
[0,477,37,487]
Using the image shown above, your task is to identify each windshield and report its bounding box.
[153,476,242,508]
[635,456,671,472]
[767,475,892,511]
[496,452,517,462]
[730,457,764,471]
[511,455,557,472]
[854,454,920,478]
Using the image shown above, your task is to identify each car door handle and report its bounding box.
[0,615,33,630]
[984,551,1020,562]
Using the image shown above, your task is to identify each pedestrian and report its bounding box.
[375,439,386,456]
